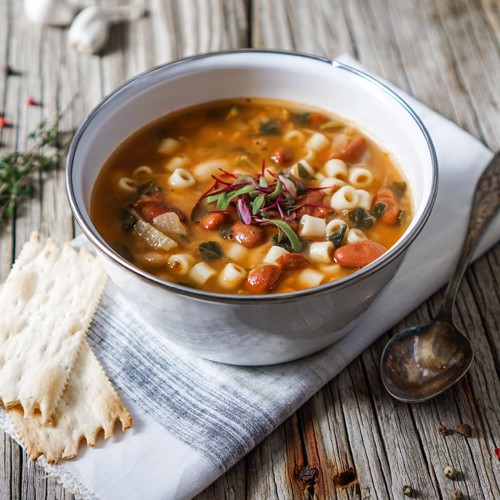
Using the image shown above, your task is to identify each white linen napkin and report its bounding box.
[1,55,498,500]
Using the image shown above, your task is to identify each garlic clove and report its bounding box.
[68,4,146,55]
[68,6,110,55]
[24,0,76,27]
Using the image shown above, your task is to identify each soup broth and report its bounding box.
[91,98,412,294]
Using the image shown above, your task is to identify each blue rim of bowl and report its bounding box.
[66,48,438,304]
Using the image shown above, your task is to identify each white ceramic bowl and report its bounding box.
[67,50,438,365]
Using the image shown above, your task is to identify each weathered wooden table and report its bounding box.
[1,0,498,498]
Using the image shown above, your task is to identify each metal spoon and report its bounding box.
[380,151,500,403]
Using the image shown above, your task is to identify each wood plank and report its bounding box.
[0,0,15,279]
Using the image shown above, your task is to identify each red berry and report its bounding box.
[26,97,37,106]
[495,448,500,460]
[0,116,8,128]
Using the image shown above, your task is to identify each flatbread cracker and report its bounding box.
[0,233,107,422]
[8,341,132,464]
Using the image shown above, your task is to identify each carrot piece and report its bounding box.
[137,203,169,222]
[331,136,366,163]
[375,187,400,226]
[307,112,328,129]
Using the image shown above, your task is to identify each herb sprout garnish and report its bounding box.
[271,233,294,252]
[259,219,302,252]
[196,161,334,252]
[200,163,300,220]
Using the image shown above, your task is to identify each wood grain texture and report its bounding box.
[0,0,498,499]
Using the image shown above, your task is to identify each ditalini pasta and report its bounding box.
[117,177,137,192]
[330,185,359,210]
[323,159,348,179]
[91,98,412,294]
[168,253,195,275]
[219,263,247,288]
[188,262,216,284]
[283,129,305,146]
[158,137,181,155]
[348,167,373,188]
[168,168,196,189]
[306,132,330,152]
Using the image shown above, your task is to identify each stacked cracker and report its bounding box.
[0,234,132,464]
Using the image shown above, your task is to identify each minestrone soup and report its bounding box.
[91,98,412,294]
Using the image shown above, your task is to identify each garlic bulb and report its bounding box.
[68,5,146,54]
[24,0,75,26]
[68,7,110,54]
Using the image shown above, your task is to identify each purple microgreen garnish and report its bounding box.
[276,202,285,219]
[260,197,281,212]
[211,174,232,186]
[199,159,321,232]
[191,179,219,221]
[218,168,240,179]
[278,174,297,199]
[237,198,252,224]
[205,181,252,204]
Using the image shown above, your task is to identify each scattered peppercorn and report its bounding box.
[456,424,472,437]
[495,448,500,460]
[26,97,38,106]
[444,465,457,479]
[0,116,8,128]
[402,484,413,497]
[451,489,464,499]
[438,424,451,436]
[3,64,14,76]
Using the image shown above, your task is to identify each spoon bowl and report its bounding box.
[381,322,474,402]
[380,150,499,402]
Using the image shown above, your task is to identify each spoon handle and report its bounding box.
[436,151,500,321]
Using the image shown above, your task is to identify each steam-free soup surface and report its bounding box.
[91,98,411,294]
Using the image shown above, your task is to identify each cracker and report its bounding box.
[8,341,132,464]
[0,233,107,422]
